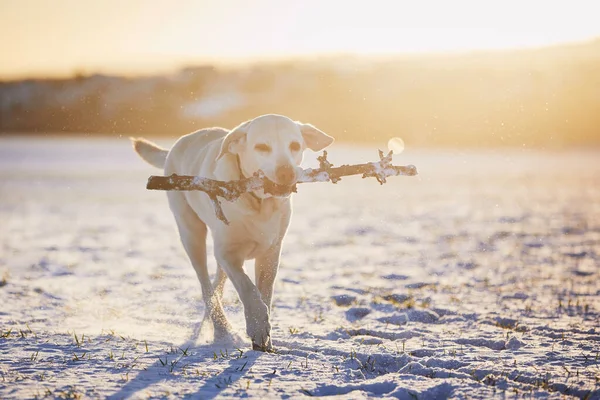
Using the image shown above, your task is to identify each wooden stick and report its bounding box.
[146,150,417,224]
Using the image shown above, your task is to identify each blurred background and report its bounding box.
[1,0,599,147]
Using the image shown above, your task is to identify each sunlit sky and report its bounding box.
[1,0,599,79]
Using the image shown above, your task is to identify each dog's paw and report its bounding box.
[214,329,246,348]
[252,341,275,353]
[213,321,233,339]
[245,303,272,351]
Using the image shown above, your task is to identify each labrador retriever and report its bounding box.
[131,114,334,350]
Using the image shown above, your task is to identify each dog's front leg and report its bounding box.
[168,191,231,336]
[212,266,227,302]
[214,247,272,351]
[255,243,282,313]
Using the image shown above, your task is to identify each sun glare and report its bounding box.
[1,0,599,77]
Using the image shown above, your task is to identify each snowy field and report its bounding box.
[1,136,599,399]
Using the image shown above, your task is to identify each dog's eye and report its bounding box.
[289,142,301,152]
[254,143,272,153]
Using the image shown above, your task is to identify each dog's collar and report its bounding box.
[236,155,263,205]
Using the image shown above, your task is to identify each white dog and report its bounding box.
[131,114,334,350]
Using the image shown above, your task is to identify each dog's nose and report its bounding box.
[275,164,296,185]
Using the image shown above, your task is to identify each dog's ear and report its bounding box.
[297,122,334,151]
[217,120,251,160]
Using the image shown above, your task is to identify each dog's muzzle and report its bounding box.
[275,164,296,186]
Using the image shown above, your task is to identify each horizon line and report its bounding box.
[2,36,599,82]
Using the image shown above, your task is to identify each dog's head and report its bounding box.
[217,114,334,195]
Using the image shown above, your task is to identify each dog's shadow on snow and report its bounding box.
[106,321,263,400]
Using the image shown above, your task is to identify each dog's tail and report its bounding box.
[130,137,169,169]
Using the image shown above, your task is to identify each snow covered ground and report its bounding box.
[1,137,599,399]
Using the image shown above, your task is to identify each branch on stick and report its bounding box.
[146,150,417,224]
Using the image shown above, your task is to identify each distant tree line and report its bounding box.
[1,40,599,147]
